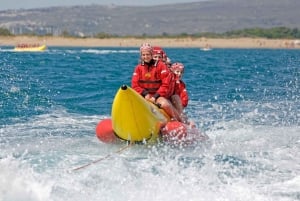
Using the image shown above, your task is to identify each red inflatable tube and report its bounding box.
[160,121,188,142]
[95,119,117,143]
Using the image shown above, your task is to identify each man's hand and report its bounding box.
[145,94,156,103]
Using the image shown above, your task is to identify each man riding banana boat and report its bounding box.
[95,43,208,145]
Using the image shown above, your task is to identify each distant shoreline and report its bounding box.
[0,36,299,49]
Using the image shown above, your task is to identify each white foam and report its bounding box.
[0,157,52,201]
[1,109,299,201]
[81,49,139,54]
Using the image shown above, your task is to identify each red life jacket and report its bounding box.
[132,59,172,98]
[174,80,189,107]
[138,60,161,94]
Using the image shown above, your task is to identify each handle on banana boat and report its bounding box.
[155,103,161,108]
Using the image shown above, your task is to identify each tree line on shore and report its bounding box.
[1,27,300,39]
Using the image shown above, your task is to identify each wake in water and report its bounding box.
[1,108,299,201]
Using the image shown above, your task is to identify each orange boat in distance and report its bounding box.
[14,43,47,52]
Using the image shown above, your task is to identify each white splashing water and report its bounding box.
[0,109,299,201]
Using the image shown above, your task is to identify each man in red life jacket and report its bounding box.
[169,62,189,123]
[131,43,182,122]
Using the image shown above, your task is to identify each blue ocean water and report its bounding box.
[0,46,299,201]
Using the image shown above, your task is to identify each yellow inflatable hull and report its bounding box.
[111,85,169,143]
[14,44,47,52]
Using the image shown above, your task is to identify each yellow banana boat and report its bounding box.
[111,85,169,143]
[95,85,207,145]
[14,44,47,52]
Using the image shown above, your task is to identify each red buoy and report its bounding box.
[160,121,188,142]
[95,119,117,143]
[161,121,209,146]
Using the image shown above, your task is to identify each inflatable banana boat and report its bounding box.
[96,85,208,145]
[14,44,47,52]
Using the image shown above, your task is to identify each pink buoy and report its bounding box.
[95,119,116,143]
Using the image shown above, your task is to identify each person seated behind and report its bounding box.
[152,46,172,67]
[131,43,182,122]
[165,56,172,68]
[152,46,165,61]
[169,62,189,123]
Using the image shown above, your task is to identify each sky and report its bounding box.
[0,0,205,11]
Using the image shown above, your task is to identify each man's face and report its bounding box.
[173,69,183,79]
[153,54,162,61]
[141,51,152,62]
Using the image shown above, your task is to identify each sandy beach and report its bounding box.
[1,36,300,49]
